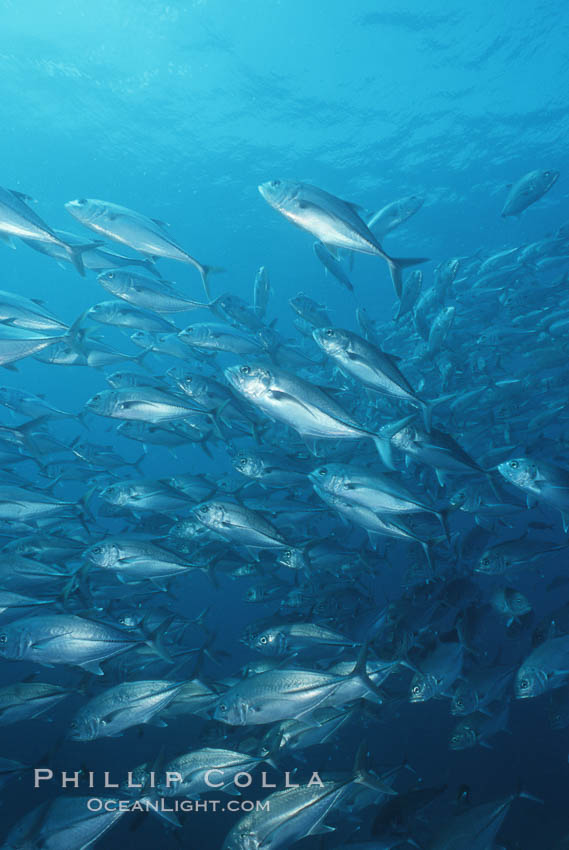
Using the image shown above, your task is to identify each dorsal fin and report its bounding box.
[10,189,36,203]
[341,199,367,216]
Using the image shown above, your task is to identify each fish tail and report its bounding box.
[350,642,384,703]
[199,264,226,300]
[484,471,504,502]
[421,540,435,575]
[373,414,415,469]
[142,258,162,278]
[143,614,175,664]
[64,241,103,277]
[352,742,398,795]
[373,436,395,469]
[435,508,451,544]
[421,400,432,432]
[386,255,429,298]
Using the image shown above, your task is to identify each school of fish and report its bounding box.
[0,168,567,848]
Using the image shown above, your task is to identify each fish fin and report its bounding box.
[9,189,36,202]
[78,660,105,676]
[380,414,415,439]
[0,233,16,249]
[322,243,339,259]
[350,642,385,702]
[518,790,544,804]
[420,541,435,574]
[308,824,335,836]
[142,258,162,278]
[143,615,174,664]
[341,199,368,216]
[146,802,181,828]
[373,437,395,469]
[385,255,429,298]
[367,530,382,549]
[421,401,432,433]
[435,508,451,543]
[352,742,398,795]
[64,242,103,277]
[198,264,225,300]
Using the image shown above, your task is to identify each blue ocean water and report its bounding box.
[0,1,568,848]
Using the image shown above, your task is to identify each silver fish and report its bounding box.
[259,180,428,296]
[0,614,145,675]
[254,266,271,318]
[97,269,207,313]
[501,169,559,217]
[68,679,184,740]
[224,363,387,458]
[0,186,94,275]
[65,197,222,296]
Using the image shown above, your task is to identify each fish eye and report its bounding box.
[107,272,114,280]
[325,329,334,337]
[92,546,103,554]
[412,685,421,695]
[318,467,327,476]
[283,550,291,558]
[91,394,101,402]
[509,460,519,469]
[270,180,281,188]
[218,703,227,712]
[456,698,464,708]
[199,504,210,513]
[259,636,268,644]
[481,557,490,566]
[240,366,250,375]
[544,171,551,177]
[520,678,530,689]
[0,634,7,644]
[77,198,87,205]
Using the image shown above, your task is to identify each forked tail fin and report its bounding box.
[386,255,429,298]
